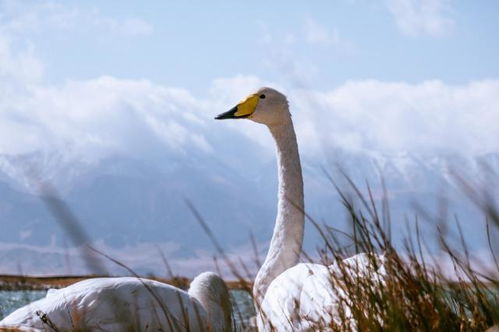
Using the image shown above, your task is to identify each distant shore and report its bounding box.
[0,274,250,291]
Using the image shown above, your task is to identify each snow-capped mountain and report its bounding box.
[0,149,496,276]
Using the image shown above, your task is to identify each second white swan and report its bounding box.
[0,272,232,331]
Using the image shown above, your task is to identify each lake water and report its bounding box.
[0,289,256,330]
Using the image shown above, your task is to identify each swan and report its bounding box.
[0,272,232,331]
[215,87,385,331]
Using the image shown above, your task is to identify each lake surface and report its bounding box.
[0,289,256,330]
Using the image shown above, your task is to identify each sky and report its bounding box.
[0,0,498,276]
[0,0,498,163]
[4,0,499,88]
[3,1,499,86]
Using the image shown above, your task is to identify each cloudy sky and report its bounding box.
[0,0,498,276]
[0,0,498,163]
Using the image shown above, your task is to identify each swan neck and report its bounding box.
[188,273,232,331]
[253,116,304,301]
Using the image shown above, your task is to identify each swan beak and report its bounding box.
[215,94,259,120]
[215,106,240,120]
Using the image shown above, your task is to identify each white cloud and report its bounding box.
[0,2,496,165]
[304,19,341,46]
[385,0,455,37]
[0,33,44,84]
[0,76,211,159]
[258,26,318,88]
[259,20,354,91]
[302,19,355,55]
[0,1,153,36]
[90,16,153,36]
[1,73,498,164]
[291,80,499,156]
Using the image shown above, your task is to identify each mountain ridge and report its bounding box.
[0,150,496,275]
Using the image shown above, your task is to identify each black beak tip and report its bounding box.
[214,106,238,120]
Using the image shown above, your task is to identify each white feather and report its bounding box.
[0,272,232,332]
[228,87,386,331]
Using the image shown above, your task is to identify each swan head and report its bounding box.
[215,87,289,126]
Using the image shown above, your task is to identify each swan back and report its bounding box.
[258,254,387,330]
[0,277,216,331]
[188,272,233,332]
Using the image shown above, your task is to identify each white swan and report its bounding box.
[0,272,232,331]
[216,87,385,331]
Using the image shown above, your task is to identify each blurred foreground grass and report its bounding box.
[1,167,496,331]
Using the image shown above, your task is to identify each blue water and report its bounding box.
[0,289,255,329]
[0,290,48,319]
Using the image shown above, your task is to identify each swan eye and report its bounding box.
[259,94,266,99]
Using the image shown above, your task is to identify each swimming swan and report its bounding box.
[216,87,385,331]
[0,272,232,331]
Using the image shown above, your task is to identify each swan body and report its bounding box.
[0,272,232,332]
[216,87,385,331]
[258,254,386,330]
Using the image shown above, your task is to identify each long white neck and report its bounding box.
[189,272,232,331]
[253,115,304,302]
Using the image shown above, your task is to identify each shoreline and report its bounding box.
[0,274,251,291]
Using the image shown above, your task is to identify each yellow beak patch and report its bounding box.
[234,94,259,118]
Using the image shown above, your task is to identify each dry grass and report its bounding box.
[226,168,498,331]
[0,275,195,291]
[2,168,497,331]
[252,168,499,331]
